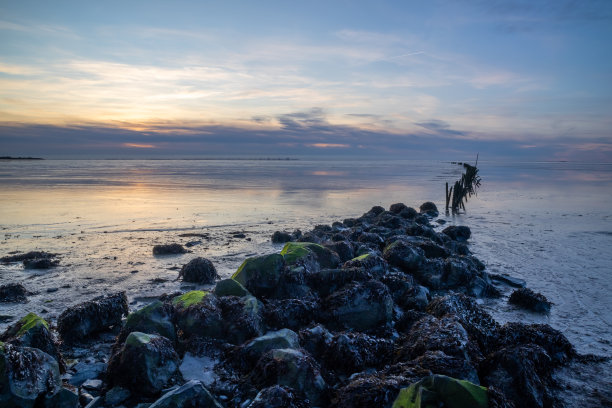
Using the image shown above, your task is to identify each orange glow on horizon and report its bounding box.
[122,143,156,148]
[308,143,350,148]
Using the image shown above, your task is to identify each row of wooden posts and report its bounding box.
[445,155,481,213]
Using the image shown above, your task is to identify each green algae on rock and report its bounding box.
[172,290,210,309]
[392,375,487,408]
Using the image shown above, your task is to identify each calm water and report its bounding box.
[1,159,611,356]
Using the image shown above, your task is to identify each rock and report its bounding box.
[0,343,61,407]
[489,274,526,288]
[172,291,224,341]
[389,203,408,214]
[508,288,552,313]
[321,332,394,375]
[442,225,472,241]
[23,257,59,269]
[0,283,28,303]
[272,231,293,243]
[356,232,385,249]
[81,379,104,393]
[323,240,354,263]
[153,244,187,255]
[0,312,64,372]
[281,242,341,269]
[214,278,250,297]
[427,293,499,353]
[232,254,286,298]
[78,390,95,407]
[68,361,106,387]
[107,332,180,396]
[45,387,80,408]
[307,268,376,298]
[495,322,575,365]
[1,251,56,263]
[395,315,480,364]
[57,292,128,344]
[342,253,386,277]
[179,352,218,386]
[480,344,553,408]
[419,202,439,217]
[252,348,327,406]
[247,385,307,408]
[323,280,393,332]
[148,380,222,408]
[115,300,176,347]
[409,350,480,385]
[243,329,300,362]
[298,325,333,358]
[383,240,425,272]
[392,375,487,408]
[263,299,319,330]
[104,386,131,406]
[380,272,429,311]
[219,295,264,345]
[179,257,219,284]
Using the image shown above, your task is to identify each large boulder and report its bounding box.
[495,322,575,365]
[0,312,64,371]
[342,253,387,277]
[418,202,439,217]
[391,375,487,408]
[179,257,219,284]
[107,332,180,397]
[263,299,320,330]
[232,254,286,298]
[172,291,224,341]
[322,280,393,332]
[307,267,376,298]
[442,225,471,241]
[148,380,222,408]
[0,283,28,303]
[57,292,128,343]
[508,288,552,314]
[281,242,341,269]
[380,272,429,311]
[383,240,425,272]
[219,295,264,345]
[115,300,176,346]
[252,348,327,406]
[0,343,62,407]
[214,279,249,297]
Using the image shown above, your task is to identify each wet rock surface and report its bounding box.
[0,283,28,303]
[508,287,552,313]
[2,202,607,407]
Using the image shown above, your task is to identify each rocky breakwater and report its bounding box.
[1,202,609,408]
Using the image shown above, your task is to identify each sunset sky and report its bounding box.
[1,0,611,160]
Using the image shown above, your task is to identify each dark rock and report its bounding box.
[342,253,386,277]
[307,267,374,297]
[251,348,327,406]
[58,292,128,343]
[0,283,28,303]
[104,386,131,406]
[272,231,293,243]
[419,201,439,217]
[172,291,224,342]
[68,361,106,386]
[0,343,61,406]
[115,300,176,348]
[442,225,472,241]
[480,344,553,408]
[242,329,300,364]
[281,242,341,269]
[219,295,264,345]
[414,214,430,225]
[179,257,219,284]
[232,254,286,299]
[24,257,60,269]
[399,207,418,219]
[508,288,552,313]
[1,250,56,263]
[47,386,80,408]
[395,315,480,363]
[489,274,526,288]
[395,310,429,334]
[389,202,408,214]
[427,293,499,353]
[263,299,319,330]
[107,332,180,396]
[247,385,307,408]
[383,240,425,272]
[149,380,223,408]
[153,243,187,255]
[1,312,65,372]
[323,240,354,263]
[321,332,394,375]
[495,322,575,365]
[322,280,393,332]
[356,232,385,249]
[380,272,429,311]
[364,205,385,217]
[214,278,250,297]
[408,237,449,258]
[409,350,480,384]
[299,325,333,358]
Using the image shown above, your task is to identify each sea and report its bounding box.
[1,158,611,358]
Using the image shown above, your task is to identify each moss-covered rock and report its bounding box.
[0,312,64,373]
[115,300,176,347]
[214,278,249,297]
[107,332,180,397]
[232,254,286,298]
[0,343,61,407]
[392,375,487,408]
[173,291,224,341]
[281,242,341,269]
[149,380,222,408]
[342,253,387,277]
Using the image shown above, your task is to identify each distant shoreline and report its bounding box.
[0,156,44,160]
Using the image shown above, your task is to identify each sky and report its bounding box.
[1,0,611,160]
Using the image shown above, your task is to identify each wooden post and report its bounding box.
[445,182,450,212]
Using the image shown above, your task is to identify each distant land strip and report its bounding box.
[0,156,44,160]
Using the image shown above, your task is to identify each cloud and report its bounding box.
[415,119,467,137]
